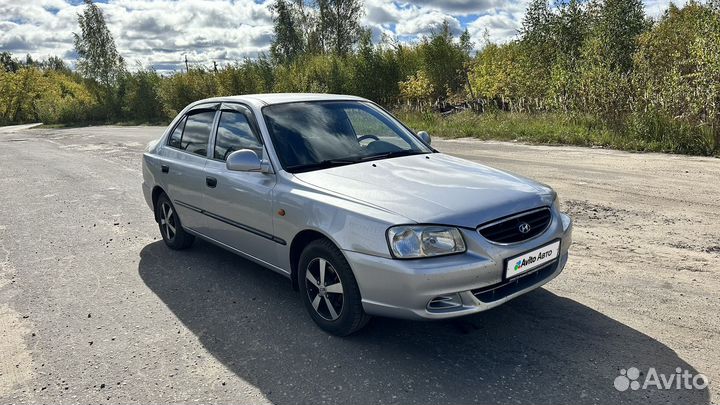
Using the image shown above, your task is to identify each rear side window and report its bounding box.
[168,116,186,149]
[181,111,216,156]
[214,111,263,161]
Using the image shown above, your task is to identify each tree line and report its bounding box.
[0,0,718,155]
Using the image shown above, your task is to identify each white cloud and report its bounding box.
[0,0,81,58]
[644,0,688,19]
[402,0,505,16]
[362,0,465,44]
[0,0,693,72]
[466,9,524,45]
[0,0,274,71]
[102,0,274,69]
[395,11,463,36]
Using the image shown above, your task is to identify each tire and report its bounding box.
[299,238,370,336]
[155,193,195,250]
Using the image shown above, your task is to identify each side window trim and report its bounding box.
[166,108,218,158]
[219,109,263,144]
[210,102,268,163]
[219,102,264,146]
[207,108,221,159]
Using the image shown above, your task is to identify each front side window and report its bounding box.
[167,110,215,157]
[262,101,431,173]
[214,110,263,161]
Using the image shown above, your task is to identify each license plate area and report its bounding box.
[505,240,561,280]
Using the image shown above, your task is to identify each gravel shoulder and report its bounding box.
[0,126,717,404]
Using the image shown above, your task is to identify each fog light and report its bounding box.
[427,293,463,312]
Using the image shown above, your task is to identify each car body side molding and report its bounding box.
[174,199,287,245]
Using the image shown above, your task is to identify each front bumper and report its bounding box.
[347,212,572,320]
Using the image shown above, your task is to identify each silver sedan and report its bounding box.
[142,93,573,335]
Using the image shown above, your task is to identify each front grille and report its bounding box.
[472,261,558,303]
[478,208,552,244]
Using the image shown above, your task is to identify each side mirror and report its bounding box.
[417,131,432,145]
[226,149,262,172]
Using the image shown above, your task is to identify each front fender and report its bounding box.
[273,172,412,260]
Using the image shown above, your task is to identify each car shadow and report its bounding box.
[138,240,710,405]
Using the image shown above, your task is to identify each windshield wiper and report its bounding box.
[287,151,426,173]
[286,158,361,173]
[359,150,427,162]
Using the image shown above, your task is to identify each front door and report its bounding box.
[202,104,280,268]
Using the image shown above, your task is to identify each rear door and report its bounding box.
[202,103,280,267]
[161,105,218,231]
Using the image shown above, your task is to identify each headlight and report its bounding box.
[387,225,466,259]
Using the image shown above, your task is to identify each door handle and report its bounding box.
[161,165,169,173]
[206,176,218,188]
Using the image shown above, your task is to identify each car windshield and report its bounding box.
[262,101,432,173]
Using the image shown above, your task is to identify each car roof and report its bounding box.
[190,93,369,108]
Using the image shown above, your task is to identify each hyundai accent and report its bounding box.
[141,93,573,335]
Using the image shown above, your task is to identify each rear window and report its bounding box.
[168,116,186,149]
[167,110,215,157]
[181,111,215,156]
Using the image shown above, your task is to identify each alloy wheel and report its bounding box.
[305,258,344,321]
[159,202,177,242]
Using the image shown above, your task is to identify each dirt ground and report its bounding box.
[0,125,717,404]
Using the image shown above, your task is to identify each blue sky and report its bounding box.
[0,0,687,72]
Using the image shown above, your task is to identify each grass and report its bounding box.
[396,110,718,156]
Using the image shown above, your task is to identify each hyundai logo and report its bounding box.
[518,222,532,234]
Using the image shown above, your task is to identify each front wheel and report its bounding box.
[155,193,195,250]
[299,239,370,336]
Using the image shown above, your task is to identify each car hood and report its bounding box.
[292,153,554,228]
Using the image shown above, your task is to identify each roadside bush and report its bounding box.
[122,68,165,123]
[273,54,352,94]
[37,72,97,124]
[159,69,219,118]
[625,110,715,155]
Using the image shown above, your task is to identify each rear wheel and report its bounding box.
[299,239,370,336]
[155,193,195,250]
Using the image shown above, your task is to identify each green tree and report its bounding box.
[399,70,434,107]
[270,0,305,63]
[123,66,164,123]
[418,21,472,100]
[73,0,125,86]
[521,0,555,58]
[592,0,648,72]
[73,0,125,119]
[518,0,557,103]
[348,29,403,102]
[44,56,71,73]
[555,0,589,66]
[0,52,20,73]
[317,0,364,55]
[633,1,720,152]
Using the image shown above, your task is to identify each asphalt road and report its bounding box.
[0,125,718,404]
